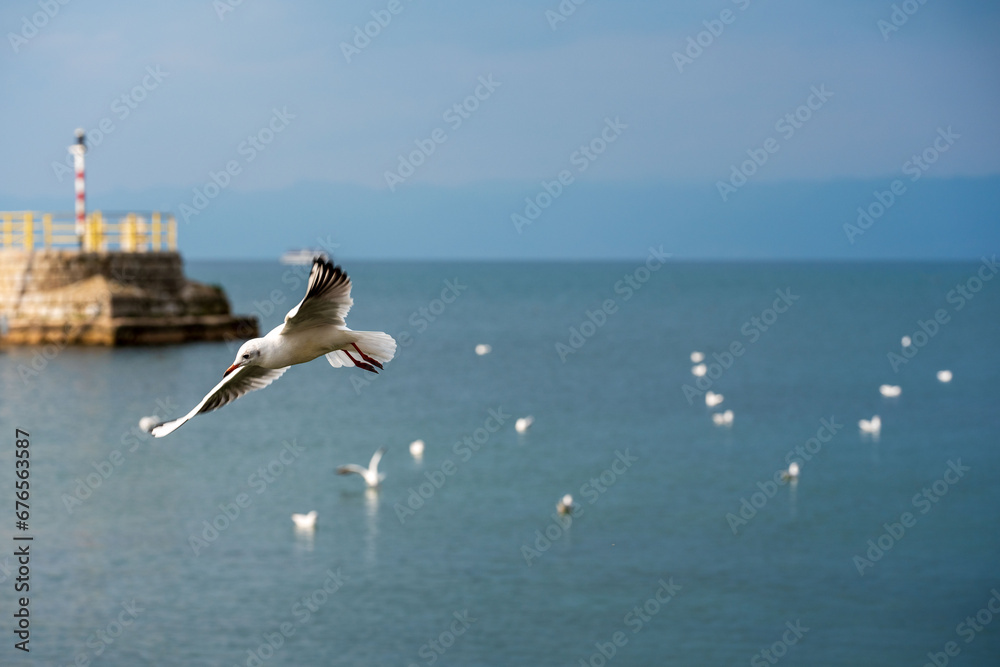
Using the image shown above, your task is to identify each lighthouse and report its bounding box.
[69,128,87,247]
[0,128,258,346]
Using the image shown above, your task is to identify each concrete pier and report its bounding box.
[0,250,257,345]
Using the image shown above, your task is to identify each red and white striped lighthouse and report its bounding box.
[69,128,86,247]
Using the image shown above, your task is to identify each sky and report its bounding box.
[1,0,998,259]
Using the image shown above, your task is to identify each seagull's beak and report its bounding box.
[224,363,240,377]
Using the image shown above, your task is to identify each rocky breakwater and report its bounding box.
[0,250,257,345]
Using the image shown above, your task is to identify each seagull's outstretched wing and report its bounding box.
[336,464,368,477]
[282,257,353,334]
[369,446,386,474]
[148,365,288,438]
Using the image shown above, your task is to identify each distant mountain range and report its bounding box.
[4,176,997,260]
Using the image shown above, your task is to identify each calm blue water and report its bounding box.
[0,260,998,666]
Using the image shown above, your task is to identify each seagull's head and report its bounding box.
[226,340,263,376]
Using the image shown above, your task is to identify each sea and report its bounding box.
[0,259,998,666]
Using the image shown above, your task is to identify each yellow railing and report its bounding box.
[0,211,176,252]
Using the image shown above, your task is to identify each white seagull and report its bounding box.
[781,462,800,482]
[859,415,882,435]
[712,410,734,426]
[475,344,492,356]
[879,384,902,398]
[692,363,707,377]
[142,257,396,438]
[515,416,534,433]
[291,511,317,530]
[557,494,574,515]
[409,439,425,457]
[336,447,387,488]
[937,370,953,383]
[705,391,724,407]
[690,351,705,363]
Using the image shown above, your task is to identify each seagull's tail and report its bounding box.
[326,331,397,369]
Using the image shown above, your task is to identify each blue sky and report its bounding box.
[1,0,998,259]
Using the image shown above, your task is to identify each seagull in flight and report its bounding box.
[144,256,396,438]
[336,447,387,488]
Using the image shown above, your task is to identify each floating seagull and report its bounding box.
[291,511,317,530]
[879,384,901,398]
[690,351,705,363]
[475,344,492,356]
[515,416,534,433]
[692,363,707,377]
[901,336,912,348]
[142,256,396,438]
[781,462,800,482]
[859,415,881,435]
[705,391,724,407]
[937,370,953,383]
[557,494,574,515]
[409,439,425,457]
[712,410,734,426]
[336,447,387,488]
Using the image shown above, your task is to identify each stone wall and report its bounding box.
[0,249,258,345]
